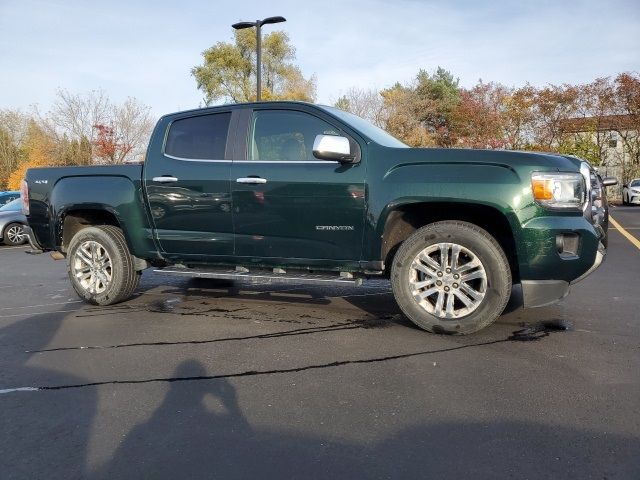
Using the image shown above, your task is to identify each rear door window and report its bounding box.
[165,112,231,160]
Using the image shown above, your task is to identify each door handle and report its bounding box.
[152,176,179,183]
[236,177,267,184]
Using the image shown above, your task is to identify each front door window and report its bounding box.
[249,110,340,162]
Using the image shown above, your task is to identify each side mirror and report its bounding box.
[313,134,358,163]
[601,176,618,187]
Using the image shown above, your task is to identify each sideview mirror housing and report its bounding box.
[313,135,358,163]
[601,176,618,187]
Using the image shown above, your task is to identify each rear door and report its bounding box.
[230,107,366,263]
[143,110,235,258]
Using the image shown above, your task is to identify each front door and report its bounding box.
[231,108,366,263]
[144,111,234,258]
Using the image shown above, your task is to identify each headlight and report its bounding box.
[531,172,586,209]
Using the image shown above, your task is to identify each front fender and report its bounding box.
[365,161,526,262]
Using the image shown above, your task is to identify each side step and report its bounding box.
[154,266,363,286]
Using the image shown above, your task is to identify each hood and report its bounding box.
[381,146,585,172]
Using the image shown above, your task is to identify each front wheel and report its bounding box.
[67,225,140,305]
[391,221,512,335]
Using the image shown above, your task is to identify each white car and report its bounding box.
[622,179,640,205]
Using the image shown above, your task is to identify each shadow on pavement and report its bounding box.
[0,305,96,480]
[95,360,640,479]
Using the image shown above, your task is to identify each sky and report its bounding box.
[1,0,639,117]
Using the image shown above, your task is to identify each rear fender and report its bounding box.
[50,176,156,258]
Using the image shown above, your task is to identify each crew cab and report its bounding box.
[21,102,616,334]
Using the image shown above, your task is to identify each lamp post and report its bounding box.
[232,16,286,101]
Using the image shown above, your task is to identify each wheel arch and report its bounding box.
[380,201,520,283]
[59,208,123,253]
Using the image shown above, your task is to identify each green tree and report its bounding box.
[192,29,316,105]
[57,134,93,166]
[379,67,460,147]
[414,67,461,146]
[556,130,602,166]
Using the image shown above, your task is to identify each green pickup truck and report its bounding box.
[21,101,615,334]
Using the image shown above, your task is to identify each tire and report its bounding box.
[3,222,26,246]
[67,225,140,305]
[391,221,512,335]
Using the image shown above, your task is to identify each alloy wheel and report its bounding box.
[6,224,24,244]
[72,240,113,294]
[408,242,487,319]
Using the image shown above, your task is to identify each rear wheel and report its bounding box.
[391,221,512,335]
[3,222,26,246]
[67,225,140,305]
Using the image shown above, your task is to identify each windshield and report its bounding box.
[630,180,640,187]
[0,198,22,212]
[319,106,408,148]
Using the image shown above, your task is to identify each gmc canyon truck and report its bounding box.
[21,102,616,334]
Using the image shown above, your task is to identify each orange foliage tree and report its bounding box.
[7,122,56,190]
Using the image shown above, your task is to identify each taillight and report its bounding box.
[20,179,29,215]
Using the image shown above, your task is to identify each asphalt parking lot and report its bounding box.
[1,207,639,479]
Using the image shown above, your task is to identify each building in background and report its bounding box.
[560,114,639,197]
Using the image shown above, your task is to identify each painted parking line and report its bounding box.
[0,309,80,319]
[0,300,82,311]
[609,216,640,251]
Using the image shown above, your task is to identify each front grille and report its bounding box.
[580,162,606,227]
[590,172,606,227]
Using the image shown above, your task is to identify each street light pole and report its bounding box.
[256,22,262,101]
[232,16,286,102]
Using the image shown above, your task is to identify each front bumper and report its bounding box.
[628,193,640,204]
[521,241,606,308]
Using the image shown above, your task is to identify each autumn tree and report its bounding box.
[0,127,22,190]
[610,72,640,182]
[452,81,508,149]
[380,83,432,146]
[7,122,56,190]
[0,109,30,190]
[501,86,536,149]
[92,124,133,164]
[530,84,579,150]
[378,67,461,147]
[571,77,615,165]
[192,29,316,104]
